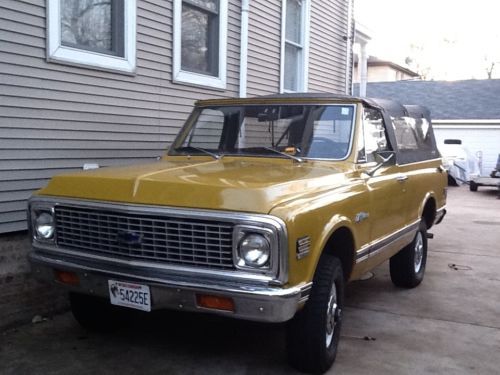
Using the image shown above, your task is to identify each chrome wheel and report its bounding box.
[325,284,341,348]
[414,232,424,273]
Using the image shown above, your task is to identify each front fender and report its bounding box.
[269,184,367,286]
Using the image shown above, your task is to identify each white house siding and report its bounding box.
[0,0,353,233]
[246,0,282,96]
[0,0,242,233]
[308,0,350,93]
[433,121,500,176]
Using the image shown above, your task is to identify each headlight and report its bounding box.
[232,222,282,278]
[238,233,271,268]
[34,211,55,240]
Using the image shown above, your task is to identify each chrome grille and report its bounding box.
[54,206,236,270]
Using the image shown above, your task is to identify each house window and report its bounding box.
[173,0,228,89]
[47,0,136,73]
[281,0,310,92]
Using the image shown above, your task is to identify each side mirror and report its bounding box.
[364,151,396,177]
[374,150,396,164]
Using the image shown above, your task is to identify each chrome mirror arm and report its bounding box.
[363,152,395,177]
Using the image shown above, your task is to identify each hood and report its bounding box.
[38,157,351,214]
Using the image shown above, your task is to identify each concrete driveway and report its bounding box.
[1,186,499,374]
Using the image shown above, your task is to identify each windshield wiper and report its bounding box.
[175,146,222,160]
[261,146,305,163]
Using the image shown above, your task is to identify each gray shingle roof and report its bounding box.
[353,79,500,120]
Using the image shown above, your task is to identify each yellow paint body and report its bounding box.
[36,100,447,288]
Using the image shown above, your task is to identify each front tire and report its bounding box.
[469,181,478,191]
[390,221,428,288]
[286,256,344,374]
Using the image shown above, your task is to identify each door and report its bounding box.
[359,107,408,244]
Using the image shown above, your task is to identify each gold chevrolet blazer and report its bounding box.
[29,94,447,373]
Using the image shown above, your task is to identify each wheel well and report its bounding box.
[322,227,355,282]
[422,198,436,229]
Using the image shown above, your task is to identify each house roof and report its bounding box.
[353,56,419,78]
[354,79,500,120]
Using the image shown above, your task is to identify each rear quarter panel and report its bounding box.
[400,158,447,224]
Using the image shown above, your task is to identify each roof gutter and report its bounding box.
[239,0,250,98]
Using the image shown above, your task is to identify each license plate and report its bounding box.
[108,280,151,312]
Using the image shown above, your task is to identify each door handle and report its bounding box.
[396,175,408,182]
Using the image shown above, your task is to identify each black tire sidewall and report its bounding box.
[286,256,345,373]
[413,222,428,281]
[390,220,428,288]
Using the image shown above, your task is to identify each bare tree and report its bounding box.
[486,62,495,79]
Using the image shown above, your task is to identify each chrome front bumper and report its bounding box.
[29,251,311,323]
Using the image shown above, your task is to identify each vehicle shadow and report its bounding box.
[82,308,298,374]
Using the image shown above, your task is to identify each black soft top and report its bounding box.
[196,93,440,164]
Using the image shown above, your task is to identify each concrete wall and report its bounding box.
[0,232,68,330]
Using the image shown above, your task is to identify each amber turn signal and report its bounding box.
[196,294,235,312]
[54,270,80,285]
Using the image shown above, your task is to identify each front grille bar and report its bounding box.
[55,206,236,270]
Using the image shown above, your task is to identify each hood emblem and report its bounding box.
[116,230,143,246]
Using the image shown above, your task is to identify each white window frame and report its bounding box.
[280,0,310,93]
[46,0,136,74]
[173,0,228,90]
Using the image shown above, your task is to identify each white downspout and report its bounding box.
[345,0,353,95]
[359,41,368,97]
[239,0,249,98]
[354,25,371,97]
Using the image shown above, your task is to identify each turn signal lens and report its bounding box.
[196,294,235,312]
[54,270,80,285]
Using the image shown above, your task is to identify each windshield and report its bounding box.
[171,104,356,160]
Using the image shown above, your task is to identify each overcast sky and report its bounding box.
[355,0,500,80]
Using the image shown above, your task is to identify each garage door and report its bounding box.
[433,121,500,176]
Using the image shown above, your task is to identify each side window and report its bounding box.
[393,116,432,150]
[173,0,228,89]
[361,107,390,163]
[47,0,136,73]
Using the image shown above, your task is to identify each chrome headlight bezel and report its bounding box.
[30,203,56,242]
[233,225,278,275]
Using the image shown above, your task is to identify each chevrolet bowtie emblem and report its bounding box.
[116,230,143,246]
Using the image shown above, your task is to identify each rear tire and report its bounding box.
[70,292,124,332]
[390,221,428,288]
[469,181,478,192]
[286,256,344,374]
[447,175,458,186]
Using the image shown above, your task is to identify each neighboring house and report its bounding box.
[354,79,500,175]
[353,56,419,83]
[0,0,355,235]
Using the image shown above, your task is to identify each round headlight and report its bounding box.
[35,211,55,239]
[238,233,271,268]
